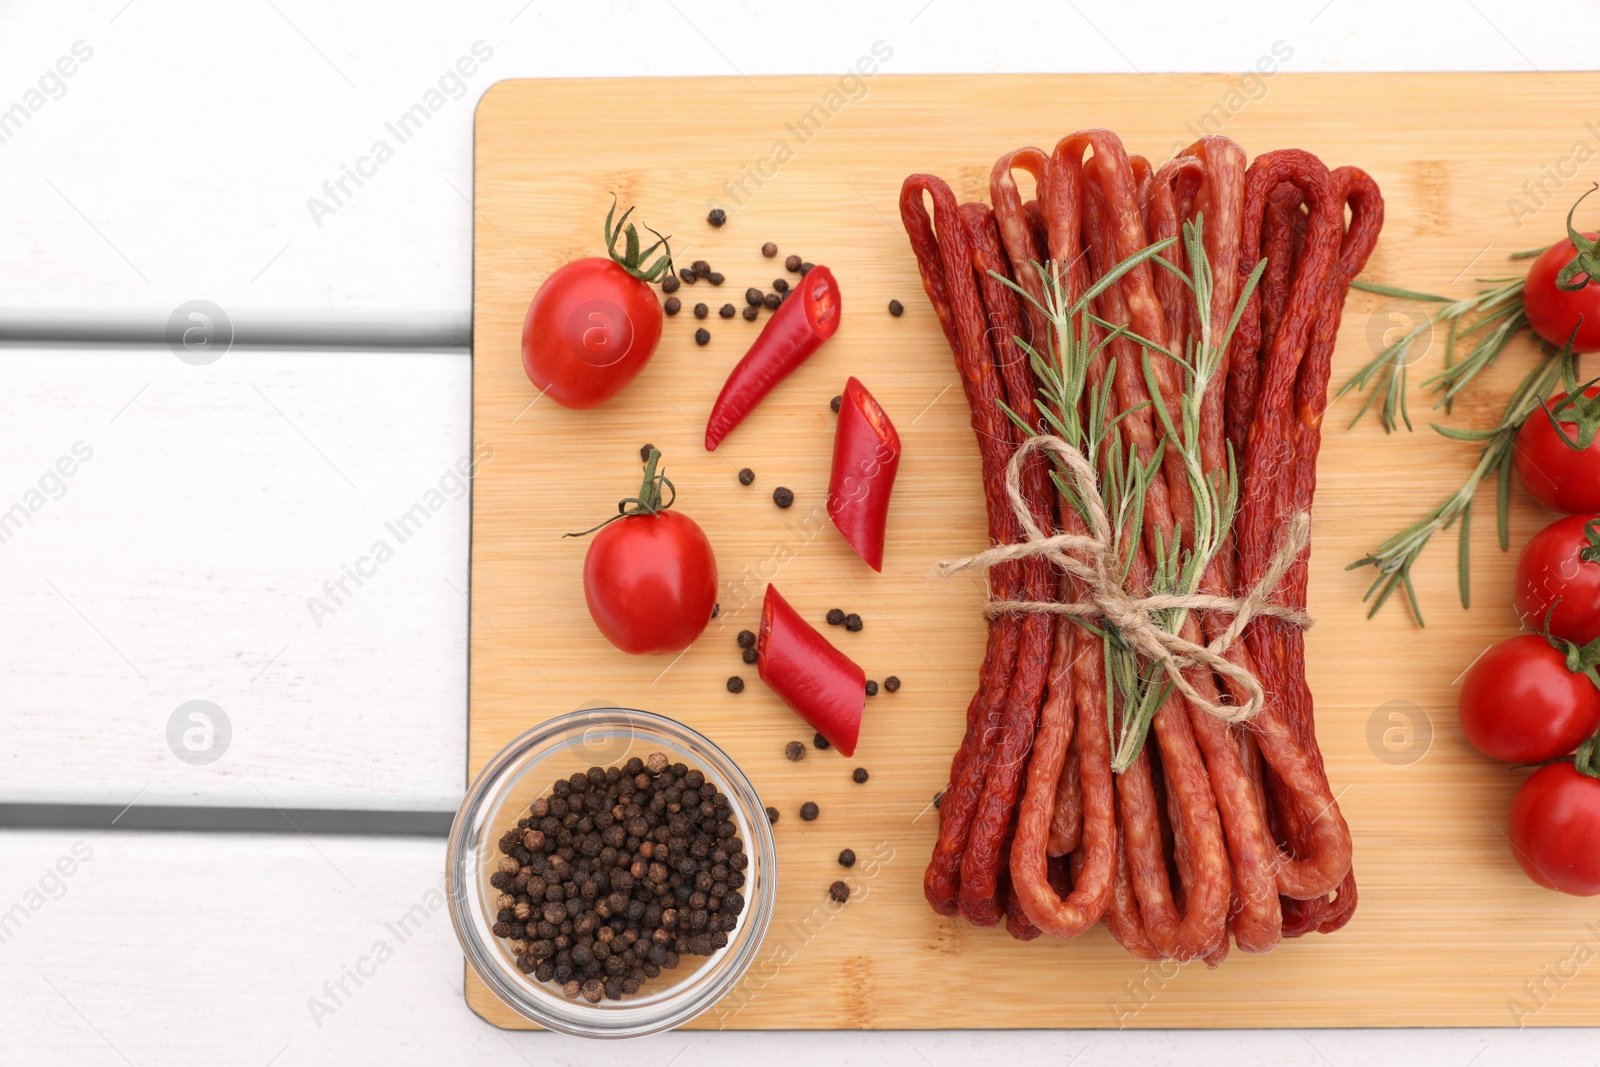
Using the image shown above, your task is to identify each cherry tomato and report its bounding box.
[1515,386,1600,513]
[583,509,716,655]
[1524,233,1600,354]
[1457,635,1600,763]
[1513,514,1600,642]
[1508,761,1600,896]
[523,258,663,409]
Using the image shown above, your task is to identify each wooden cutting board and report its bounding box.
[468,72,1600,1030]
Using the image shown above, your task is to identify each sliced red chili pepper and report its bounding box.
[704,265,842,450]
[827,376,901,571]
[756,583,865,755]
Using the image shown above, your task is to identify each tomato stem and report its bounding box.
[1576,733,1600,780]
[1556,184,1600,293]
[563,448,676,538]
[603,194,675,284]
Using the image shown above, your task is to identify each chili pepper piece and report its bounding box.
[826,376,901,571]
[756,583,865,756]
[704,265,842,450]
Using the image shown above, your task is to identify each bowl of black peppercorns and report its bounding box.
[447,708,777,1038]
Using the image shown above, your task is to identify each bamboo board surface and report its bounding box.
[468,73,1600,1030]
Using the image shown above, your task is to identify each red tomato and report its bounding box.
[582,510,716,654]
[1457,635,1600,763]
[1508,761,1600,896]
[1513,514,1600,642]
[1524,233,1600,354]
[522,258,663,409]
[1515,387,1600,513]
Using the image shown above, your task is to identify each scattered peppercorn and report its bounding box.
[744,287,764,308]
[838,848,856,868]
[800,801,819,821]
[771,278,789,294]
[707,271,726,286]
[738,467,755,486]
[662,274,680,294]
[830,394,842,414]
[825,608,845,626]
[691,259,711,275]
[814,732,831,750]
[829,880,850,903]
[693,302,709,319]
[762,292,781,310]
[664,296,681,316]
[761,242,778,258]
[800,262,814,274]
[737,629,756,649]
[742,647,758,664]
[933,790,944,810]
[707,208,727,227]
[489,752,747,1002]
[741,305,759,322]
[679,268,698,284]
[638,444,654,462]
[884,675,900,692]
[766,806,780,824]
[785,740,806,762]
[695,328,711,346]
[726,675,744,693]
[853,767,869,783]
[785,254,802,272]
[888,299,905,317]
[719,303,736,318]
[864,680,879,697]
[712,602,720,618]
[844,613,863,632]
[773,486,794,509]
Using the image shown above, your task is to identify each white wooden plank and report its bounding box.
[0,0,1590,332]
[0,347,470,811]
[0,830,1588,1065]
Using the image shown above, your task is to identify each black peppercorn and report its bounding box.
[741,305,759,322]
[745,287,764,307]
[719,303,735,318]
[741,647,757,665]
[800,801,818,821]
[785,254,802,272]
[844,613,863,632]
[785,741,805,762]
[800,262,814,274]
[830,394,842,413]
[693,302,709,319]
[695,328,711,346]
[707,208,726,227]
[737,629,756,649]
[762,292,781,310]
[761,242,778,258]
[838,848,856,868]
[691,259,711,275]
[884,675,901,692]
[771,278,789,294]
[853,768,869,784]
[679,268,697,284]
[711,602,720,619]
[664,296,681,316]
[864,680,879,697]
[726,676,744,693]
[706,271,725,286]
[813,732,831,750]
[829,880,850,903]
[826,608,845,626]
[765,806,779,824]
[639,444,655,463]
[933,790,943,810]
[662,274,680,294]
[773,486,794,509]
[738,468,754,486]
[888,299,905,317]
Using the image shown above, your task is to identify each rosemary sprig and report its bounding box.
[1347,339,1566,624]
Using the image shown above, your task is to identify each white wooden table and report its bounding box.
[1,1,1592,1061]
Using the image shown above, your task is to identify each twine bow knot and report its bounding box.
[937,435,1313,723]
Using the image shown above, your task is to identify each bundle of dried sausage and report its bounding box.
[901,130,1381,961]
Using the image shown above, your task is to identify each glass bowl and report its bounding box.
[447,707,777,1038]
